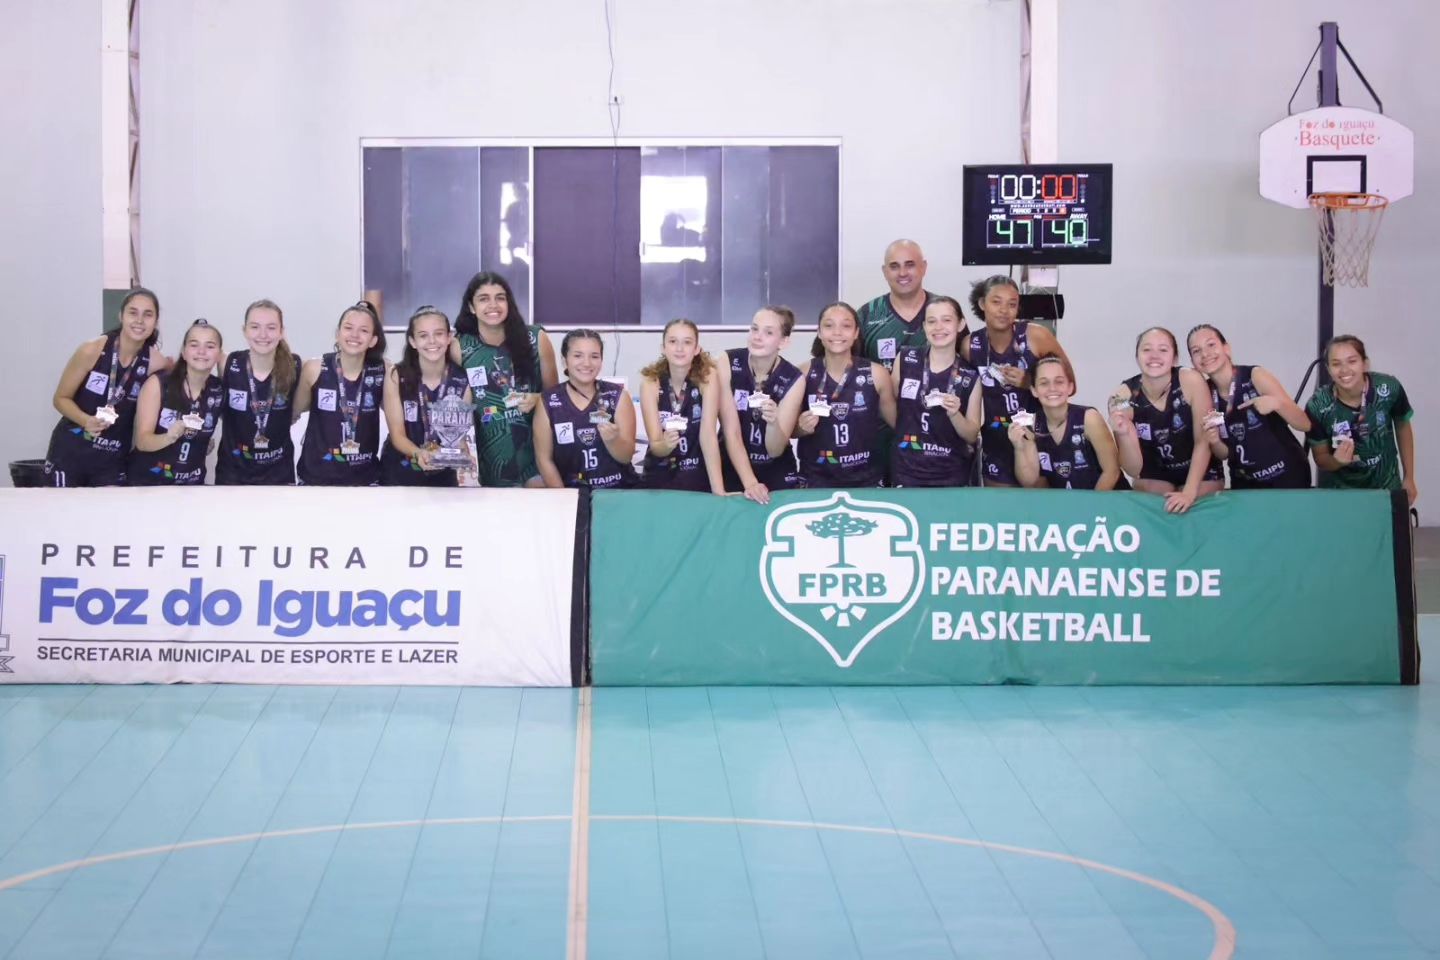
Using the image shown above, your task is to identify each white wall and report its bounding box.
[133,0,1019,388]
[1057,0,1439,519]
[0,1,102,475]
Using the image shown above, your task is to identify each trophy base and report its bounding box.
[429,447,473,470]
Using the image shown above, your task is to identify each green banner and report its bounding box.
[590,488,1404,685]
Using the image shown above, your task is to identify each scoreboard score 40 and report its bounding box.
[962,164,1113,266]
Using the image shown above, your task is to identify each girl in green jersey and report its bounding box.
[449,272,558,487]
[1306,335,1418,506]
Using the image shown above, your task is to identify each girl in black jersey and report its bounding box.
[1186,324,1311,489]
[129,320,225,486]
[963,275,1068,487]
[295,301,389,486]
[890,296,983,487]
[717,307,805,504]
[216,299,301,485]
[639,319,724,493]
[781,302,897,488]
[1110,327,1221,513]
[535,329,638,489]
[44,288,169,487]
[380,307,472,487]
[1011,356,1122,490]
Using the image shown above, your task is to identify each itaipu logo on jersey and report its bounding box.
[760,493,924,668]
[0,556,13,673]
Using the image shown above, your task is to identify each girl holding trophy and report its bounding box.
[450,272,558,488]
[296,301,388,486]
[534,329,638,489]
[128,319,226,486]
[44,287,168,486]
[381,306,474,487]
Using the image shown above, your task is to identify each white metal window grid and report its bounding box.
[357,137,844,334]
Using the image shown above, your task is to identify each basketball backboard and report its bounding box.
[1259,106,1413,208]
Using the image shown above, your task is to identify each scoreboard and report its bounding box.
[962,164,1113,266]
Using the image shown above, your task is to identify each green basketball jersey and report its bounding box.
[857,292,949,370]
[458,326,543,487]
[1305,372,1413,491]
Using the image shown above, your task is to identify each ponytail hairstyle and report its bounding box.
[1134,326,1180,365]
[1030,354,1077,397]
[968,274,1020,323]
[336,300,388,365]
[243,298,297,397]
[455,271,538,390]
[396,305,451,398]
[1325,333,1368,363]
[117,287,162,349]
[809,301,861,359]
[760,305,797,337]
[163,319,223,411]
[640,318,716,385]
[561,328,606,379]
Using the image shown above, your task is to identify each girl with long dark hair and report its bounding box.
[449,271,558,487]
[780,302,897,488]
[44,288,169,486]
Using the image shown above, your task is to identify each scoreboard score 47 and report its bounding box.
[962,163,1113,266]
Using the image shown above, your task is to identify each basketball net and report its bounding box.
[1308,193,1388,287]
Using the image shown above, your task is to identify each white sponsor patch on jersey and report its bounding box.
[317,388,337,412]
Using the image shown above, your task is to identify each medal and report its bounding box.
[332,354,363,454]
[246,353,275,448]
[95,405,119,426]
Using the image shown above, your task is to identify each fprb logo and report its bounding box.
[760,493,924,667]
[0,555,12,674]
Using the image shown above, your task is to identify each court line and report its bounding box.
[0,813,1236,960]
[566,687,593,960]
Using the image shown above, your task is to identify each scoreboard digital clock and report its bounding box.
[962,164,1113,265]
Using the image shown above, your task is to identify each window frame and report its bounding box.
[358,137,844,333]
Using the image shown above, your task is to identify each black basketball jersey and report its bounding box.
[1210,365,1310,489]
[643,375,709,491]
[297,353,385,486]
[1033,404,1105,490]
[379,364,470,487]
[47,332,155,466]
[797,357,884,488]
[969,322,1040,484]
[127,371,225,486]
[543,380,637,489]
[1123,369,1222,485]
[891,346,979,487]
[216,351,301,485]
[725,348,801,484]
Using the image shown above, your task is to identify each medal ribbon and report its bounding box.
[246,354,273,439]
[331,354,362,442]
[106,338,142,406]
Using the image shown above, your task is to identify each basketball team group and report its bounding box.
[41,240,1418,510]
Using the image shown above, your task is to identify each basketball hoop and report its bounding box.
[1308,192,1388,287]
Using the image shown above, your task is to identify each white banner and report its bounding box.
[0,488,577,686]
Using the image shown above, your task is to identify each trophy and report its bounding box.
[425,393,477,469]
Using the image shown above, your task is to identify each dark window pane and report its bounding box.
[479,147,531,320]
[402,147,479,323]
[533,147,641,327]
